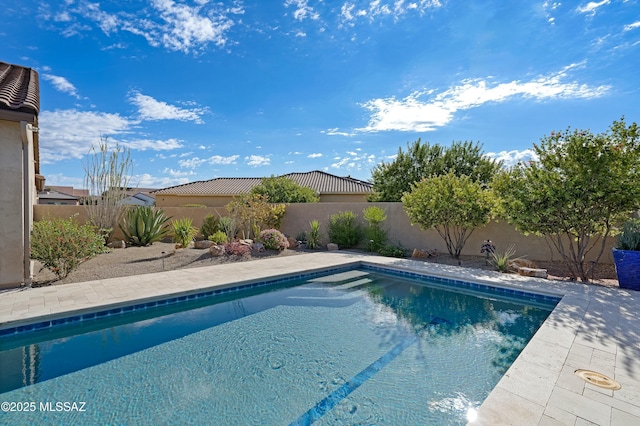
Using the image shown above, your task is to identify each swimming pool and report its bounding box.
[0,266,558,425]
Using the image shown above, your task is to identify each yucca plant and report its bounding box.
[119,206,171,246]
[172,217,198,248]
[491,245,517,273]
[307,220,321,249]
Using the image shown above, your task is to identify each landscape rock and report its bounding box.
[509,258,537,269]
[251,242,265,252]
[239,239,253,246]
[108,240,126,249]
[287,237,299,249]
[327,243,339,251]
[412,248,435,259]
[194,240,214,249]
[518,267,548,278]
[209,244,225,256]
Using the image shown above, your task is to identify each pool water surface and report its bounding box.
[0,267,557,425]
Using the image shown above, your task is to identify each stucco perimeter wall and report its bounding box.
[34,203,616,264]
[0,120,25,288]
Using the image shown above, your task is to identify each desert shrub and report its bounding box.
[491,245,517,273]
[208,230,229,244]
[327,211,363,249]
[120,206,171,246]
[259,229,290,250]
[224,241,251,256]
[377,243,407,258]
[307,220,322,249]
[225,193,286,239]
[31,216,107,279]
[200,214,219,240]
[363,206,388,252]
[172,218,198,247]
[218,216,238,241]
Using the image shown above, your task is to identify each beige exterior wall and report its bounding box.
[35,203,616,264]
[0,119,37,289]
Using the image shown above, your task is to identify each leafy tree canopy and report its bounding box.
[493,117,640,282]
[369,139,501,202]
[402,173,495,258]
[250,175,319,203]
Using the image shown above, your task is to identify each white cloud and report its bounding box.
[285,0,320,21]
[42,74,81,99]
[163,168,196,177]
[245,155,271,166]
[307,153,323,158]
[39,109,138,162]
[209,155,240,165]
[576,0,610,15]
[179,157,208,168]
[357,64,611,133]
[129,92,207,123]
[130,173,189,188]
[330,149,376,172]
[339,0,441,25]
[45,0,242,54]
[485,149,539,167]
[323,128,356,136]
[624,21,640,31]
[122,138,184,151]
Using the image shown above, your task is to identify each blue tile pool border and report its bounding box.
[0,262,561,338]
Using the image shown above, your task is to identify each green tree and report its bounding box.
[369,139,501,202]
[226,193,286,239]
[493,118,640,282]
[402,173,494,258]
[250,175,319,203]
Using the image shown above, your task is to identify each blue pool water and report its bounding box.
[0,267,557,425]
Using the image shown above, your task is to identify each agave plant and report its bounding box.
[172,217,198,248]
[120,206,171,246]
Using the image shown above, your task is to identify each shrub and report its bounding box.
[491,245,517,273]
[327,211,363,249]
[363,206,388,252]
[120,206,171,246]
[31,216,107,279]
[172,218,198,247]
[200,214,219,240]
[208,230,229,244]
[377,243,407,258]
[218,216,238,241]
[307,220,322,249]
[617,219,640,251]
[224,241,251,256]
[259,229,290,250]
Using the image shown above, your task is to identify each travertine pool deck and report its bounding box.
[1,251,639,425]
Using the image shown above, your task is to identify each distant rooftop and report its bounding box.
[0,61,40,116]
[154,170,373,196]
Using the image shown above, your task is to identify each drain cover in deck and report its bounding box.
[574,369,621,390]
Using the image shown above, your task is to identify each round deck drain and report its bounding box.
[574,369,621,390]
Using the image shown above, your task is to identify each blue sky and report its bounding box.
[2,0,639,189]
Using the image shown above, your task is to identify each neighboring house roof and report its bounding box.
[121,192,156,206]
[38,190,79,202]
[153,170,373,196]
[0,61,40,115]
[49,185,89,198]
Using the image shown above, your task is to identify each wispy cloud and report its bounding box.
[576,0,611,15]
[624,21,640,32]
[122,138,184,151]
[357,64,611,133]
[330,148,376,172]
[131,173,190,188]
[42,74,81,99]
[39,109,138,162]
[323,128,356,137]
[245,155,271,166]
[178,154,240,168]
[43,0,243,54]
[339,0,442,25]
[129,92,207,123]
[285,0,320,21]
[307,153,323,158]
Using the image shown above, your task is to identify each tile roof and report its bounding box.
[0,61,40,115]
[154,170,373,196]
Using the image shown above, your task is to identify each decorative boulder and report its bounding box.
[508,258,537,270]
[107,240,126,249]
[194,240,214,249]
[251,242,265,252]
[412,248,435,259]
[287,237,299,249]
[209,245,225,256]
[327,243,339,251]
[239,239,253,246]
[518,267,547,278]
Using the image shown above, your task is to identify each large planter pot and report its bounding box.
[612,248,640,291]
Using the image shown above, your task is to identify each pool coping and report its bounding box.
[1,251,639,425]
